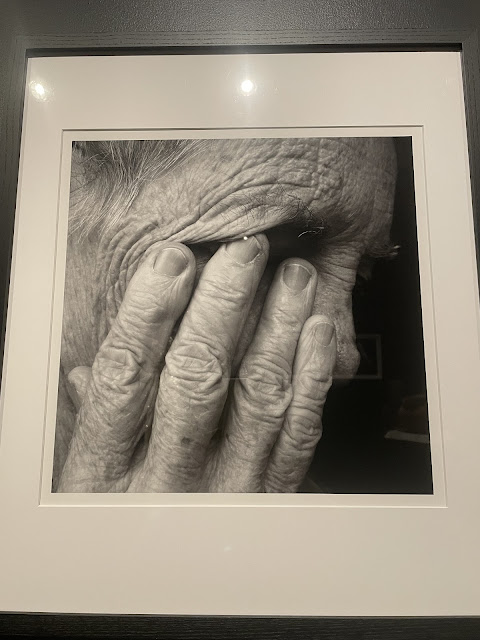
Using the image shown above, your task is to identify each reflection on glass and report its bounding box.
[30,82,47,101]
[239,78,255,95]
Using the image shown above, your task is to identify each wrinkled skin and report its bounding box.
[55,137,397,493]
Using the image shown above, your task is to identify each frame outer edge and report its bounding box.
[1,21,480,640]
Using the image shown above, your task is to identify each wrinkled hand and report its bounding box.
[58,235,336,493]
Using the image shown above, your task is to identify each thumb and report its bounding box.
[67,366,92,411]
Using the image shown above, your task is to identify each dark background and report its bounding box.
[307,137,433,494]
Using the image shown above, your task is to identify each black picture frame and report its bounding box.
[1,1,480,638]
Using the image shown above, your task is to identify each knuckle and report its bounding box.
[283,409,323,452]
[241,351,291,390]
[93,344,151,392]
[237,355,292,419]
[164,338,227,397]
[297,371,333,399]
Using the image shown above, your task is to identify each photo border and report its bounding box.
[41,125,441,508]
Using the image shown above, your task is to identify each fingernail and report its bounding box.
[225,236,261,263]
[153,247,188,276]
[314,322,334,346]
[283,264,311,292]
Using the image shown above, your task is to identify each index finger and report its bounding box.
[141,234,269,491]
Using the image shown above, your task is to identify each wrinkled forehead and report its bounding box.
[70,137,397,252]
[193,136,396,175]
[173,137,397,206]
[158,136,397,247]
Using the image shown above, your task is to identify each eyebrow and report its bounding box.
[233,181,308,222]
[232,185,328,239]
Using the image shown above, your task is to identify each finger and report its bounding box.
[67,366,92,411]
[264,315,336,493]
[141,234,269,491]
[213,258,317,491]
[58,243,196,492]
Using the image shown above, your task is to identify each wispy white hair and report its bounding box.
[69,139,209,239]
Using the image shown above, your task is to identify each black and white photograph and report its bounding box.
[53,135,430,494]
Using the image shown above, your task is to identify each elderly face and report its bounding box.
[63,136,396,381]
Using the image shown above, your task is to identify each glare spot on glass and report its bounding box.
[30,81,48,101]
[239,78,255,96]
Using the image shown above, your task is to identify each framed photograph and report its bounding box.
[1,1,480,638]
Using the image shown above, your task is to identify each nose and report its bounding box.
[334,338,361,381]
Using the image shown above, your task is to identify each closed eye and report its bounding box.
[191,221,327,266]
[264,221,326,262]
